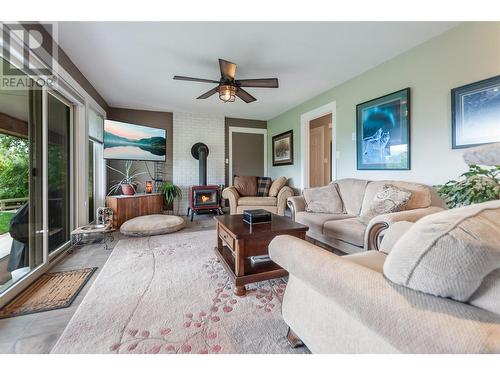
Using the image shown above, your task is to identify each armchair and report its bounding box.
[223,185,293,216]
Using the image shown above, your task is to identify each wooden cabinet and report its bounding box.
[106,193,163,228]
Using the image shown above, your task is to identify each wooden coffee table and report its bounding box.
[214,214,308,296]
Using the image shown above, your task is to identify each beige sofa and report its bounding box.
[269,205,500,353]
[287,178,445,253]
[222,185,294,215]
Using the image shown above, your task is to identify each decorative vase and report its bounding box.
[121,184,135,195]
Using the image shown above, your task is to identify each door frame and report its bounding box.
[300,101,337,189]
[228,127,267,184]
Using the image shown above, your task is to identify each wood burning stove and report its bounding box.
[187,143,223,221]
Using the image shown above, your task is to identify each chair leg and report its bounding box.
[287,327,304,348]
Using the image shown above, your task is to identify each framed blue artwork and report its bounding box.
[451,75,500,149]
[356,88,410,170]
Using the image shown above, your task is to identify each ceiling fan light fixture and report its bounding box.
[219,85,236,103]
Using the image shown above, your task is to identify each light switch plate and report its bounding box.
[352,132,356,141]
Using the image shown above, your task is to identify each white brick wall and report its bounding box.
[173,112,225,212]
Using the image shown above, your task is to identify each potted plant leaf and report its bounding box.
[161,181,182,214]
[107,161,147,195]
[437,164,500,208]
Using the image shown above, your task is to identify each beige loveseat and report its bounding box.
[222,184,294,216]
[269,200,500,353]
[287,178,445,253]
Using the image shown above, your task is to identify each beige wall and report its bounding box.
[106,108,173,196]
[224,117,267,186]
[268,22,500,187]
[231,132,265,180]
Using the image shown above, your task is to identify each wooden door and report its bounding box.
[309,126,325,187]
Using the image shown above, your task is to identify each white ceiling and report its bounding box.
[58,22,458,120]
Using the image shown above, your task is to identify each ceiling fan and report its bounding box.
[173,59,279,103]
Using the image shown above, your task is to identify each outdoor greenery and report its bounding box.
[0,211,14,235]
[0,134,29,200]
[437,164,500,208]
[161,181,182,214]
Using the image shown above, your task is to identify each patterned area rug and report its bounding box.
[0,268,96,319]
[51,230,307,354]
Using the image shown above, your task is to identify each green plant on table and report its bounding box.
[437,164,500,208]
[107,161,147,195]
[161,181,183,214]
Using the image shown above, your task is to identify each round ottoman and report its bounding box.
[120,214,186,237]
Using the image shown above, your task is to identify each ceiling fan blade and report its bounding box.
[236,88,257,103]
[219,59,237,80]
[173,75,219,84]
[196,86,219,99]
[235,78,279,88]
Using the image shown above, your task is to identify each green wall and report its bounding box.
[267,22,500,188]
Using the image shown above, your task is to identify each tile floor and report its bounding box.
[0,213,216,354]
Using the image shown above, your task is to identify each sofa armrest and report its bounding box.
[269,235,500,353]
[222,187,240,215]
[287,196,306,220]
[365,206,444,251]
[277,186,294,216]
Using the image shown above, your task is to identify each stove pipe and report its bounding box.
[191,142,209,186]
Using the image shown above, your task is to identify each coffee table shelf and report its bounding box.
[213,214,308,296]
[214,245,287,286]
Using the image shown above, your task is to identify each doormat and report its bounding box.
[0,267,97,319]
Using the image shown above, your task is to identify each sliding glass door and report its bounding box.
[88,109,104,223]
[0,58,44,293]
[0,61,74,297]
[47,93,72,254]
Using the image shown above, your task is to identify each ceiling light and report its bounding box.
[219,85,236,103]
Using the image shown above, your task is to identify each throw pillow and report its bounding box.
[233,176,257,196]
[268,176,287,197]
[359,184,412,224]
[303,184,344,214]
[256,177,272,196]
[383,200,500,302]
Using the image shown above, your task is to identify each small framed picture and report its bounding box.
[356,88,411,170]
[272,130,293,166]
[451,75,500,149]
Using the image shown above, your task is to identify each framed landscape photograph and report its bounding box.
[272,130,293,166]
[451,75,500,149]
[356,88,410,170]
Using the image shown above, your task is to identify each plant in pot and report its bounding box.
[161,181,182,215]
[437,164,500,208]
[107,161,147,196]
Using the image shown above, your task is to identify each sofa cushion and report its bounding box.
[343,250,387,273]
[336,178,370,215]
[295,212,354,235]
[379,221,414,254]
[323,218,367,247]
[468,269,500,316]
[303,184,344,214]
[360,180,431,217]
[359,184,412,224]
[268,176,287,197]
[237,196,277,206]
[383,200,500,302]
[233,175,257,196]
[256,177,272,196]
